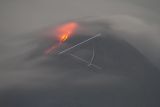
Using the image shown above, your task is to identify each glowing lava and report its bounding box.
[59,32,70,42]
[56,22,78,42]
[45,22,78,55]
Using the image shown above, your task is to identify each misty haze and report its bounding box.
[0,0,160,107]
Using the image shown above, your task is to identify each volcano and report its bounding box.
[1,21,160,107]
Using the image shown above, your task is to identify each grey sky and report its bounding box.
[0,0,160,36]
[0,0,160,107]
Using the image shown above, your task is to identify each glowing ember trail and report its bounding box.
[59,31,70,42]
[44,44,60,55]
[56,22,78,42]
[45,22,78,55]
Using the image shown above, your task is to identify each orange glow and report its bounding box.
[45,22,78,55]
[59,32,70,42]
[45,44,59,55]
[56,22,78,42]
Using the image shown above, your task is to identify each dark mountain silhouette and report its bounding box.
[1,22,160,107]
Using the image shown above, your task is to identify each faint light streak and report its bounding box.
[70,53,102,70]
[44,43,61,55]
[58,33,101,54]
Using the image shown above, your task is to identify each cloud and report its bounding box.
[106,15,160,67]
[0,0,160,107]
